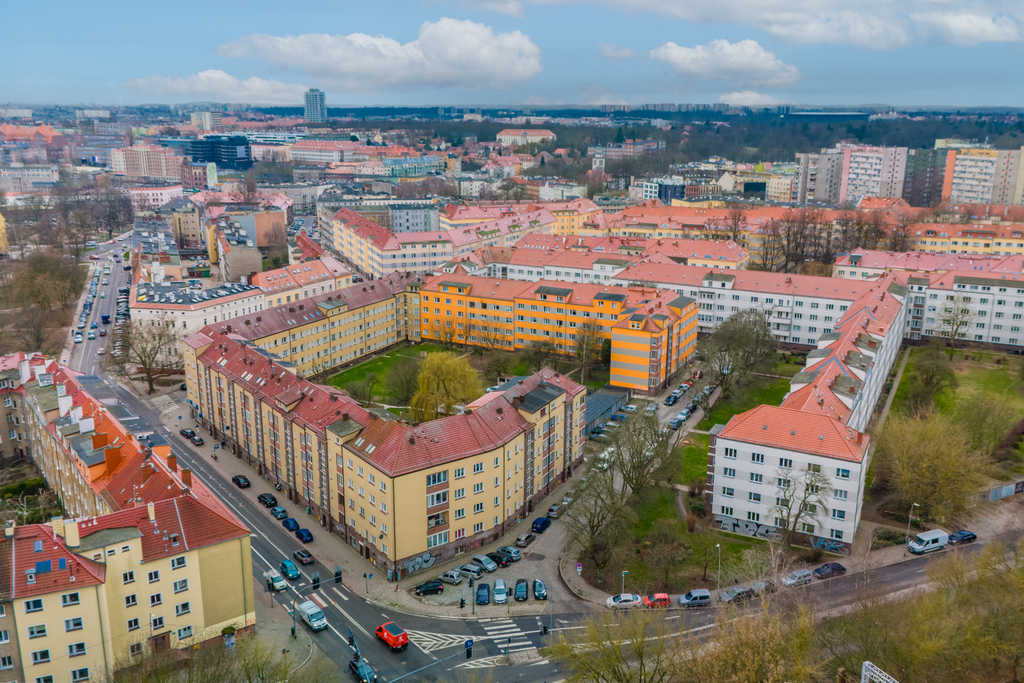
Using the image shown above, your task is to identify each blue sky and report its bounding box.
[3,0,1023,107]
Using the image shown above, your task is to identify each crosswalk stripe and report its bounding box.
[309,593,327,608]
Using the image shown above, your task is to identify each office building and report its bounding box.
[304,89,327,123]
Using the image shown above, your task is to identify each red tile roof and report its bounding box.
[7,525,105,600]
[717,405,868,463]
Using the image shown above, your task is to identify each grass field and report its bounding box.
[697,374,792,430]
[679,433,710,484]
[891,348,1024,418]
[326,342,448,405]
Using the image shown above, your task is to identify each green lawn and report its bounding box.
[891,348,1024,418]
[326,342,448,405]
[679,433,709,484]
[697,374,792,430]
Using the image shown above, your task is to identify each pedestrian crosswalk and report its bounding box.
[151,394,181,416]
[479,617,534,653]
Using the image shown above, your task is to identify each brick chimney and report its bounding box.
[181,468,192,488]
[166,454,177,472]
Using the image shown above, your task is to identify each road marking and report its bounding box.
[310,593,328,609]
[331,587,349,601]
[665,615,680,620]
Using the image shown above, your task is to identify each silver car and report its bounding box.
[497,546,522,561]
[456,564,483,580]
[439,570,463,585]
[782,569,813,587]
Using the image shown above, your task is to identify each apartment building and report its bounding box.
[942,148,1024,205]
[834,249,1007,280]
[0,164,59,192]
[250,255,353,307]
[129,281,265,337]
[128,184,183,212]
[795,152,844,204]
[180,159,217,191]
[304,89,327,123]
[418,273,698,393]
[438,200,598,233]
[111,145,184,182]
[202,272,423,378]
[157,198,204,247]
[838,145,908,205]
[708,275,909,553]
[496,130,556,146]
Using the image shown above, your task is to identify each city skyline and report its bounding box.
[4,0,1024,108]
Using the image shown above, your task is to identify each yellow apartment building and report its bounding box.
[251,255,354,307]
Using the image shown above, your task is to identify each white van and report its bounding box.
[493,578,508,604]
[908,529,948,555]
[297,600,328,631]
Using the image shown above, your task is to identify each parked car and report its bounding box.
[190,435,204,447]
[295,529,314,543]
[279,559,300,580]
[415,579,444,596]
[908,529,949,554]
[606,593,642,609]
[669,416,685,430]
[375,621,409,652]
[293,549,314,565]
[547,502,564,519]
[782,569,813,587]
[514,579,529,602]
[269,506,288,520]
[948,529,978,545]
[719,586,753,604]
[533,579,548,600]
[257,493,278,508]
[493,578,508,605]
[515,533,536,548]
[456,564,483,580]
[486,552,511,568]
[282,518,300,531]
[610,413,628,421]
[678,589,712,608]
[665,395,679,406]
[472,554,498,573]
[231,475,250,488]
[180,428,196,439]
[497,546,522,561]
[622,404,638,413]
[644,593,671,608]
[532,517,552,534]
[813,562,847,579]
[645,403,659,413]
[439,570,463,585]
[751,580,777,596]
[476,582,490,605]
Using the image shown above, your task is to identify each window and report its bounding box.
[28,624,46,638]
[724,447,737,459]
[779,458,792,469]
[427,531,448,548]
[802,523,815,534]
[35,676,54,683]
[474,522,484,533]
[124,594,137,608]
[722,467,736,478]
[427,491,448,507]
[474,502,484,513]
[455,508,465,519]
[778,478,791,489]
[62,592,80,607]
[751,453,765,464]
[150,593,163,607]
[64,617,83,632]
[122,571,135,584]
[473,462,484,474]
[71,667,89,682]
[750,473,763,484]
[152,616,165,630]
[426,472,447,486]
[178,626,193,640]
[0,655,11,669]
[454,467,465,479]
[721,487,734,497]
[68,642,86,657]
[175,602,191,616]
[453,488,465,499]
[170,556,186,570]
[720,506,733,516]
[0,630,6,643]
[24,599,43,613]
[830,529,844,540]
[834,489,848,501]
[473,483,484,494]
[127,618,140,632]
[148,570,160,583]
[173,579,188,594]
[807,463,821,473]
[832,509,846,520]
[130,642,143,656]
[747,511,760,522]
[31,649,50,664]
[836,468,850,479]
[749,492,762,503]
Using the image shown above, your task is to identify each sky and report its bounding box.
[3,0,1024,108]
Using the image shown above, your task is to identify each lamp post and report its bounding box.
[716,544,721,591]
[621,570,628,594]
[905,503,919,542]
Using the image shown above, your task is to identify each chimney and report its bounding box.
[51,517,65,538]
[65,519,80,549]
[142,463,155,486]
[3,521,12,538]
[147,502,156,522]
[166,454,177,472]
[103,447,122,474]
[91,433,108,450]
[181,468,192,488]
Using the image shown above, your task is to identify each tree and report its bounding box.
[936,293,976,358]
[769,466,832,547]
[483,351,514,382]
[599,338,611,366]
[385,358,420,406]
[573,323,602,382]
[562,470,632,565]
[549,609,677,683]
[14,306,63,355]
[696,308,776,398]
[345,372,378,404]
[613,412,669,498]
[676,606,792,683]
[644,518,687,588]
[107,317,184,394]
[953,396,1017,459]
[752,218,785,272]
[523,340,557,372]
[904,340,957,410]
[724,203,747,244]
[242,169,259,204]
[410,352,479,421]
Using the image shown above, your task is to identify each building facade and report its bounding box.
[304,89,327,123]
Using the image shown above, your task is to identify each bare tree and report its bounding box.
[562,469,632,564]
[768,466,831,547]
[936,293,977,358]
[110,317,184,393]
[14,307,63,355]
[573,322,602,383]
[549,609,678,683]
[696,308,777,398]
[752,219,785,272]
[242,169,259,204]
[614,412,670,498]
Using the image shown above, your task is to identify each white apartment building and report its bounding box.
[920,271,1024,347]
[839,145,908,205]
[128,185,183,212]
[945,148,1024,205]
[129,282,266,338]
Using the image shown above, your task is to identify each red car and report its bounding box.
[644,593,670,608]
[375,621,408,651]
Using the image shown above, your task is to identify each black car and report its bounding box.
[257,493,278,507]
[231,475,251,489]
[514,579,529,602]
[486,552,511,568]
[813,562,847,579]
[190,435,204,447]
[948,530,977,545]
[348,658,377,683]
[414,579,444,596]
[293,549,314,565]
[533,579,548,600]
[179,428,196,439]
[664,395,678,406]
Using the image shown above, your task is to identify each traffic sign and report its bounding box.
[576,562,583,576]
[465,639,473,649]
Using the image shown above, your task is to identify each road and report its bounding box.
[67,239,130,375]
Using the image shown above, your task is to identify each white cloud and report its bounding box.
[464,0,524,17]
[218,19,542,91]
[578,84,629,105]
[718,90,785,106]
[649,39,800,88]
[598,42,634,60]
[123,70,306,104]
[911,11,1021,45]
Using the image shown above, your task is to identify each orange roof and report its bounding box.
[717,405,868,462]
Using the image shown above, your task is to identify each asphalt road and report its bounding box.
[67,240,130,375]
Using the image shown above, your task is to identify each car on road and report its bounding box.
[782,569,813,587]
[98,329,106,336]
[269,506,288,520]
[515,533,536,548]
[497,546,522,561]
[375,621,409,652]
[486,552,511,568]
[87,331,95,340]
[644,593,670,608]
[471,554,498,573]
[282,518,299,531]
[231,475,250,488]
[948,529,978,545]
[415,579,444,596]
[190,435,204,447]
[813,562,847,579]
[665,394,679,406]
[456,564,483,580]
[295,529,314,543]
[439,570,463,585]
[531,517,551,534]
[279,559,300,580]
[180,428,196,439]
[678,589,712,608]
[257,493,278,507]
[179,382,186,390]
[348,658,377,683]
[476,582,490,605]
[90,322,98,329]
[719,586,754,604]
[515,579,529,602]
[533,579,548,600]
[606,593,642,609]
[74,334,83,344]
[293,549,314,565]
[97,347,105,355]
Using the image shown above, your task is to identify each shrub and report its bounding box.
[686,512,699,533]
[687,497,706,517]
[687,477,706,498]
[0,478,46,500]
[799,547,825,563]
[871,527,906,550]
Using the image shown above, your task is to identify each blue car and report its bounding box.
[532,517,551,533]
[270,506,288,520]
[280,559,300,580]
[476,582,490,605]
[282,517,299,531]
[296,529,314,543]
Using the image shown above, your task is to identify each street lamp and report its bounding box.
[905,502,919,543]
[716,544,721,591]
[621,570,628,594]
